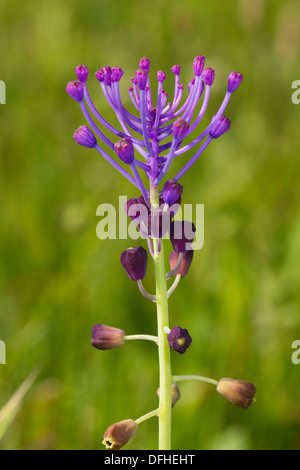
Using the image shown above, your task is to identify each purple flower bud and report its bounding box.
[66,80,84,102]
[170,220,196,252]
[111,66,124,82]
[171,65,181,75]
[135,69,148,90]
[102,419,138,450]
[114,138,134,164]
[75,64,89,83]
[193,55,205,76]
[167,327,192,354]
[203,67,215,86]
[163,180,183,205]
[131,77,137,85]
[173,118,190,141]
[216,378,256,409]
[101,66,112,86]
[124,196,149,221]
[157,382,180,408]
[209,115,231,139]
[169,250,194,278]
[91,324,125,350]
[228,71,243,93]
[95,69,104,82]
[139,57,150,72]
[147,209,170,239]
[120,246,147,281]
[73,126,97,148]
[157,71,166,82]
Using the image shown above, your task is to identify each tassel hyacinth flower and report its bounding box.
[67,56,255,450]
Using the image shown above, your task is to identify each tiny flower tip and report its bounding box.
[131,77,137,84]
[171,65,181,75]
[95,69,104,82]
[170,220,196,252]
[209,115,231,139]
[91,324,125,350]
[167,327,192,354]
[193,55,205,76]
[102,419,138,450]
[157,70,166,82]
[216,378,256,409]
[163,180,183,205]
[139,57,150,72]
[111,66,124,82]
[203,67,215,86]
[135,68,148,90]
[66,80,84,102]
[101,66,112,86]
[114,138,134,164]
[73,126,97,148]
[228,71,243,93]
[75,65,89,83]
[173,118,190,141]
[120,246,147,281]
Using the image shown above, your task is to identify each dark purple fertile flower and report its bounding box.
[167,327,192,354]
[120,246,147,281]
[147,209,171,239]
[73,126,97,148]
[66,81,84,101]
[163,180,183,205]
[114,138,134,164]
[170,220,196,252]
[124,196,149,221]
[228,71,243,93]
[169,249,194,278]
[75,65,89,83]
[91,324,125,350]
[209,115,231,139]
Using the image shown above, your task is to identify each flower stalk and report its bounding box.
[151,184,172,450]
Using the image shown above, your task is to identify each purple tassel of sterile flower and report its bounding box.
[67,56,242,191]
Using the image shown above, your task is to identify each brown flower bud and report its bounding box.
[216,378,256,409]
[156,382,180,408]
[91,324,125,350]
[169,249,194,278]
[102,419,138,450]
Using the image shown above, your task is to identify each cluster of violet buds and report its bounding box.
[67,56,256,450]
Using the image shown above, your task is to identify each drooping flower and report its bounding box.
[216,378,256,408]
[102,419,138,450]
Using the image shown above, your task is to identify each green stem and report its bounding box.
[172,375,218,386]
[124,334,159,345]
[135,408,160,425]
[151,185,172,450]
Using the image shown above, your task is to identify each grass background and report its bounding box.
[0,0,300,450]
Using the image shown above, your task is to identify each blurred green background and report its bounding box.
[1,0,300,450]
